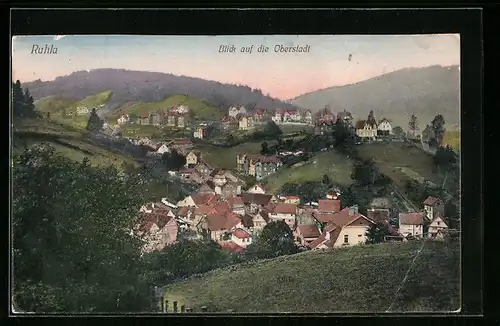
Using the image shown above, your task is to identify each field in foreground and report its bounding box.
[163,240,460,313]
[12,119,140,169]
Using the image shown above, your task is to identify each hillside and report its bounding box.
[108,94,224,121]
[12,119,140,169]
[163,240,459,313]
[291,65,460,130]
[23,69,299,115]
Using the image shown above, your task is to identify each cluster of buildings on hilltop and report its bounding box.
[355,118,393,140]
[117,105,190,128]
[132,177,452,255]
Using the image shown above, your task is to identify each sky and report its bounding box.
[11,34,460,100]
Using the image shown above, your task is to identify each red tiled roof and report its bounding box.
[367,209,390,223]
[312,212,336,223]
[271,203,297,215]
[136,213,176,233]
[178,206,189,217]
[254,108,266,115]
[241,193,272,206]
[286,109,299,114]
[221,115,236,122]
[297,224,321,238]
[228,196,245,207]
[172,138,193,145]
[318,199,340,213]
[219,241,245,253]
[240,214,254,228]
[252,184,266,192]
[399,212,425,225]
[232,228,252,239]
[307,233,326,249]
[214,201,231,214]
[423,196,441,206]
[194,204,217,216]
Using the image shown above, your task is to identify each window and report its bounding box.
[437,221,440,225]
[344,235,349,243]
[358,234,362,237]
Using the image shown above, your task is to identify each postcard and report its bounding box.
[11,34,461,314]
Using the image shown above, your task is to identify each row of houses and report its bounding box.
[117,105,190,127]
[132,178,451,255]
[355,118,393,139]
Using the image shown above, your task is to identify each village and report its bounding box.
[115,104,452,256]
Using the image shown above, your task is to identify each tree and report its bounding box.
[322,174,331,186]
[332,122,356,153]
[161,149,186,171]
[365,222,391,244]
[24,88,35,112]
[260,141,269,155]
[393,126,405,138]
[433,145,457,169]
[408,114,419,134]
[367,110,376,126]
[264,121,282,138]
[12,145,152,312]
[244,221,299,260]
[351,158,380,186]
[431,115,446,146]
[86,108,103,132]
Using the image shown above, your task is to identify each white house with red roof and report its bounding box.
[280,195,301,205]
[247,184,266,194]
[308,206,375,250]
[284,109,301,122]
[117,114,130,125]
[134,211,178,254]
[399,212,426,237]
[428,215,449,239]
[229,105,246,117]
[230,228,253,248]
[267,203,297,229]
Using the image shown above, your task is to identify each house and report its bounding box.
[237,153,282,180]
[185,150,202,168]
[428,215,449,239]
[238,115,255,131]
[314,120,335,135]
[205,211,242,242]
[194,162,212,178]
[366,208,391,224]
[155,143,171,155]
[177,193,220,208]
[308,206,375,250]
[227,196,246,215]
[241,193,273,214]
[294,224,321,246]
[247,184,266,194]
[336,110,353,125]
[317,199,341,214]
[229,105,246,117]
[377,118,392,136]
[252,211,270,233]
[76,106,89,115]
[170,138,193,150]
[253,108,267,122]
[219,241,245,253]
[221,116,238,130]
[138,114,152,125]
[399,212,426,238]
[230,228,253,248]
[152,111,166,126]
[304,109,313,124]
[423,196,445,221]
[134,213,178,254]
[356,120,378,139]
[280,195,301,205]
[177,115,186,128]
[117,114,130,125]
[267,203,297,229]
[273,109,285,123]
[172,105,189,114]
[283,109,301,122]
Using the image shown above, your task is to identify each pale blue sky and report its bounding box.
[12,34,460,99]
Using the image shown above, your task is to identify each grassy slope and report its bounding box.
[12,119,140,169]
[107,94,224,121]
[262,150,354,194]
[163,240,460,313]
[34,96,78,113]
[442,130,460,152]
[358,143,443,189]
